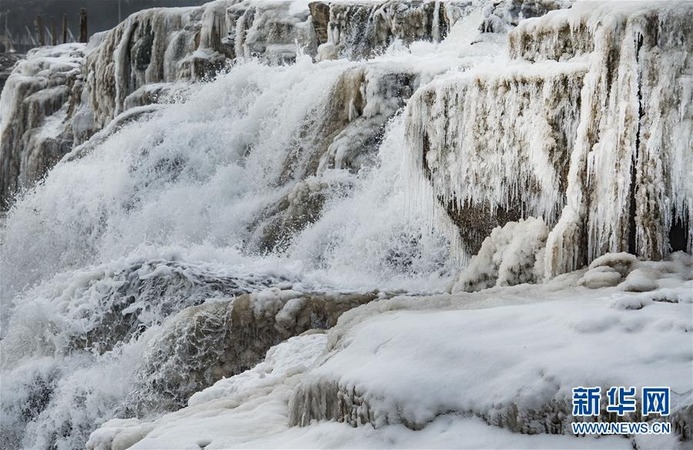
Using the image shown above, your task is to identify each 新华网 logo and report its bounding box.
[570,386,671,435]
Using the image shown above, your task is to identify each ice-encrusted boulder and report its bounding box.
[128,288,380,415]
[408,1,693,277]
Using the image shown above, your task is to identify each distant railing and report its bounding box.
[0,8,88,53]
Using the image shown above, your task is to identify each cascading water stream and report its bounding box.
[0,46,456,449]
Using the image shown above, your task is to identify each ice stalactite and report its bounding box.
[82,1,237,134]
[408,1,693,283]
[0,44,84,210]
[406,61,586,256]
[534,3,693,276]
[313,0,472,61]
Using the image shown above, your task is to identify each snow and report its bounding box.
[86,258,691,449]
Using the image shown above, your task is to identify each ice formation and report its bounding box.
[0,0,488,209]
[86,257,692,449]
[0,44,84,209]
[0,0,691,448]
[287,257,693,438]
[407,1,693,281]
[451,217,548,292]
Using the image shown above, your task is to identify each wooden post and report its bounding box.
[36,15,45,46]
[79,8,87,43]
[51,16,57,45]
[62,14,68,44]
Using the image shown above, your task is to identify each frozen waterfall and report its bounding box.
[0,0,690,449]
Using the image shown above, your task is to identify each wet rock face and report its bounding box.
[129,289,380,415]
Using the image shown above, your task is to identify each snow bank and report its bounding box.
[289,259,692,441]
[87,260,691,448]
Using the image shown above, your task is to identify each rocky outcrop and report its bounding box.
[129,289,380,415]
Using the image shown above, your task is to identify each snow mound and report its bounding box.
[289,261,692,443]
[451,217,548,292]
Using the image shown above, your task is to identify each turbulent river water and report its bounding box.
[0,11,460,450]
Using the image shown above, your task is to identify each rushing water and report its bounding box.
[0,49,455,448]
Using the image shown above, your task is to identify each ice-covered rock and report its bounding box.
[128,288,379,415]
[408,1,693,278]
[82,1,237,133]
[451,217,548,292]
[289,263,693,442]
[407,61,585,256]
[537,3,693,276]
[0,44,84,209]
[228,0,316,63]
[313,0,471,61]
